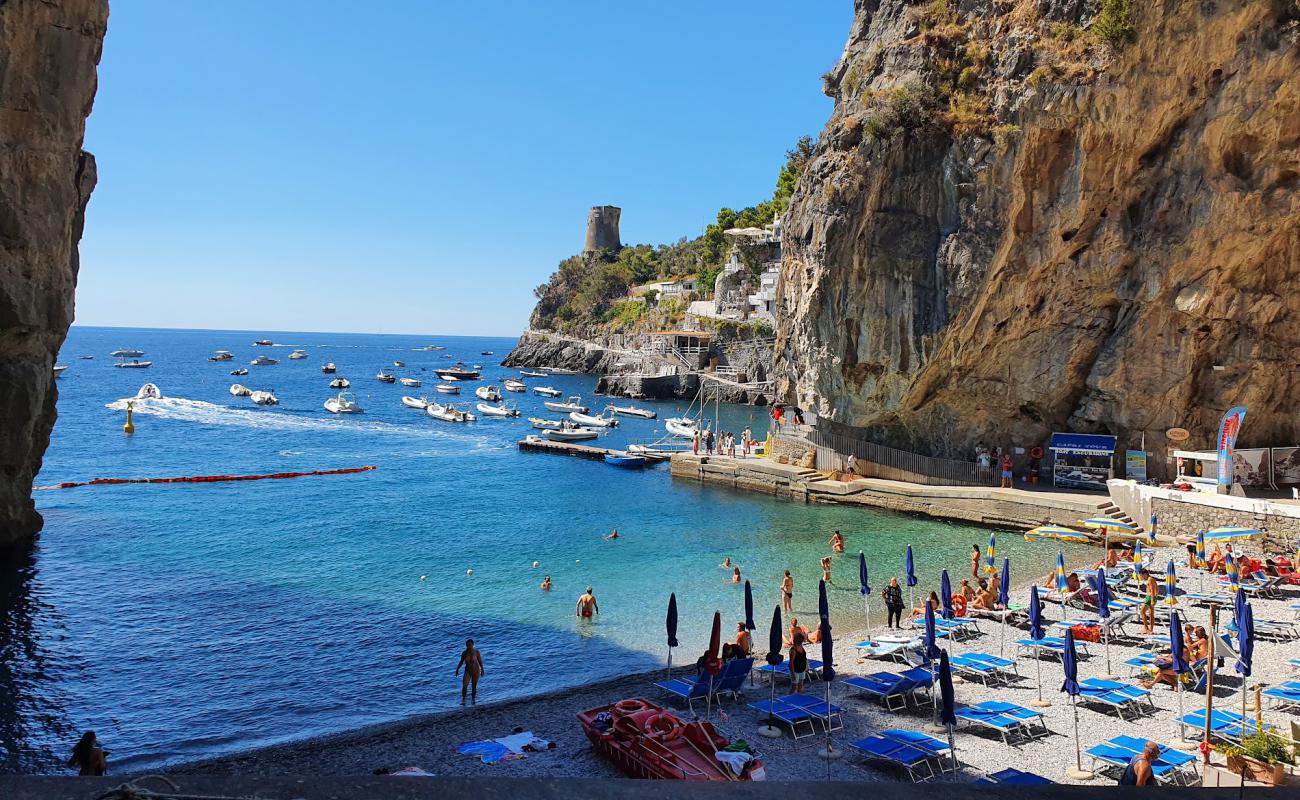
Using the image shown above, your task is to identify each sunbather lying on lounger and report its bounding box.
[1140,627,1208,688]
[912,592,941,619]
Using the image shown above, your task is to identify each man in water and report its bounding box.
[540,575,552,591]
[604,529,620,540]
[455,639,484,705]
[576,587,600,618]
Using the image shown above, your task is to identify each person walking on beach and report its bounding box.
[1118,741,1159,785]
[970,544,982,579]
[68,731,108,776]
[780,570,794,612]
[820,556,833,585]
[576,587,600,619]
[455,639,484,705]
[789,632,808,694]
[742,426,752,457]
[882,578,904,629]
[706,429,716,455]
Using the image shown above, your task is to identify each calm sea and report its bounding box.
[1,326,1068,773]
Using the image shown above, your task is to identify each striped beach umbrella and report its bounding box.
[1133,539,1145,565]
[1055,551,1068,593]
[1195,530,1206,569]
[1205,526,1265,543]
[1025,525,1090,544]
[1149,513,1158,543]
[984,532,997,574]
[1164,560,1178,606]
[1226,550,1239,592]
[1082,518,1137,531]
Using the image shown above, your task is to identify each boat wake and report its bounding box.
[105,395,445,438]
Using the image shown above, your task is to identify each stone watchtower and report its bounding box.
[583,206,622,253]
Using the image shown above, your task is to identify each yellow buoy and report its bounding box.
[123,401,135,435]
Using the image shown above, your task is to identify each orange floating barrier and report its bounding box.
[35,465,375,490]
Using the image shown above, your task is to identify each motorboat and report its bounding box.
[435,383,460,394]
[608,403,656,419]
[400,377,421,388]
[230,384,252,396]
[604,453,647,468]
[440,374,461,382]
[79,356,94,360]
[250,355,278,366]
[253,339,273,346]
[288,349,308,360]
[544,395,588,413]
[114,360,153,369]
[520,370,547,377]
[324,392,363,414]
[427,401,475,423]
[577,698,764,781]
[665,417,699,438]
[627,443,686,459]
[376,370,396,383]
[230,368,249,376]
[434,363,480,380]
[481,351,494,356]
[472,364,483,370]
[570,411,617,428]
[110,349,144,358]
[393,360,406,367]
[321,362,337,374]
[417,345,445,351]
[544,367,580,374]
[329,377,350,389]
[250,390,279,406]
[543,425,601,441]
[503,379,526,392]
[475,385,502,402]
[135,383,162,400]
[529,417,563,429]
[208,350,234,362]
[53,365,67,377]
[401,395,429,409]
[476,402,519,418]
[533,386,562,397]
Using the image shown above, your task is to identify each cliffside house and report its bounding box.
[633,277,696,302]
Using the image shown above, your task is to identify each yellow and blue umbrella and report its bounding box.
[1195,530,1206,569]
[1082,518,1137,531]
[1205,526,1264,543]
[1133,539,1145,565]
[985,532,997,574]
[1025,525,1090,544]
[1149,514,1158,544]
[1225,551,1239,592]
[1164,560,1178,606]
[1055,551,1068,593]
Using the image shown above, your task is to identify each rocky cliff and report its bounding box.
[775,0,1299,463]
[0,0,108,546]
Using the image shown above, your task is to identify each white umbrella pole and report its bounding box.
[999,612,1006,658]
[865,596,870,634]
[1104,624,1112,677]
[1036,652,1044,703]
[947,723,958,774]
[1176,676,1185,741]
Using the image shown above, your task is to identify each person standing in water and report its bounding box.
[576,587,600,618]
[539,575,552,591]
[455,639,484,705]
[68,731,108,776]
[731,566,742,583]
[820,556,833,585]
[780,570,794,612]
[829,531,845,554]
[970,544,982,579]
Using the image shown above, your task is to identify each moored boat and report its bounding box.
[570,410,617,428]
[544,395,588,413]
[230,384,252,396]
[533,386,562,397]
[208,350,234,362]
[604,453,647,468]
[434,363,480,380]
[230,367,249,376]
[321,362,337,374]
[503,379,526,392]
[608,403,656,419]
[114,359,153,369]
[250,390,279,406]
[250,355,278,366]
[544,425,601,441]
[376,370,397,383]
[520,370,547,377]
[529,417,562,429]
[400,377,421,387]
[324,392,362,414]
[476,402,519,418]
[435,383,460,394]
[330,377,350,389]
[111,349,145,358]
[401,395,429,409]
[53,365,68,377]
[665,417,698,438]
[475,385,502,402]
[288,349,308,360]
[427,401,476,423]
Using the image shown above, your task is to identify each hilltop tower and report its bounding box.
[583,206,622,253]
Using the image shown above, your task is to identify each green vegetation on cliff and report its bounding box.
[529,137,814,333]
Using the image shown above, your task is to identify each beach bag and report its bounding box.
[1071,624,1100,643]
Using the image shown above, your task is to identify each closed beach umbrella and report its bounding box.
[940,570,954,621]
[997,558,1011,656]
[938,649,959,773]
[704,610,722,717]
[923,600,941,659]
[1061,628,1085,776]
[1164,560,1178,606]
[1195,529,1206,569]
[665,593,679,676]
[1090,568,1112,675]
[818,578,830,624]
[985,532,996,574]
[1133,539,1144,565]
[743,581,755,631]
[1235,602,1254,739]
[1149,513,1158,543]
[759,605,783,735]
[1169,610,1188,737]
[1226,550,1239,593]
[1029,586,1046,705]
[858,551,871,631]
[905,545,917,610]
[819,618,835,681]
[1055,551,1068,593]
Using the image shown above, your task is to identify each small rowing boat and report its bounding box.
[604,453,647,468]
[400,377,421,388]
[503,379,526,392]
[435,383,460,394]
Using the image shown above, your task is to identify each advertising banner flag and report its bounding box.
[1216,406,1247,486]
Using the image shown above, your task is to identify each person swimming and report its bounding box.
[731,566,742,584]
[540,575,552,591]
[720,557,732,569]
[604,529,620,540]
[829,531,845,554]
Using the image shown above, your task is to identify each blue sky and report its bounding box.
[77,2,850,336]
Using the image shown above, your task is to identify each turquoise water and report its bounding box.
[2,327,1067,773]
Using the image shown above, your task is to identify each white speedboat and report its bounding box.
[475,385,502,402]
[544,367,580,374]
[435,383,460,394]
[627,443,685,458]
[401,395,429,409]
[330,377,350,389]
[114,360,153,369]
[322,362,337,373]
[570,410,618,428]
[253,339,274,346]
[609,403,656,419]
[53,365,67,377]
[520,370,547,378]
[230,384,252,396]
[208,350,234,362]
[324,392,363,414]
[230,367,249,376]
[440,373,461,382]
[544,395,588,413]
[503,379,526,392]
[544,425,600,441]
[111,349,144,358]
[477,402,519,418]
[376,370,396,383]
[529,417,562,429]
[250,355,278,366]
[427,402,475,423]
[288,349,308,360]
[250,390,279,406]
[533,386,562,397]
[665,417,698,438]
[135,383,162,400]
[400,377,421,388]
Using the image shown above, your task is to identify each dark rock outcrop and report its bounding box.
[0,0,108,546]
[775,0,1300,465]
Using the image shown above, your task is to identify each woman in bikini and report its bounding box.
[780,570,794,612]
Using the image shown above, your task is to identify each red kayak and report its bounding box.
[576,698,765,781]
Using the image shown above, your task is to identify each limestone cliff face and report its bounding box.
[776,0,1300,461]
[0,0,108,546]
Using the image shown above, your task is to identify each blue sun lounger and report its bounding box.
[654,672,715,713]
[975,768,1053,785]
[954,701,1044,745]
[880,729,955,774]
[1081,678,1155,711]
[1262,683,1300,711]
[973,700,1049,739]
[1016,637,1065,660]
[1179,708,1275,742]
[748,698,816,740]
[842,671,916,711]
[782,692,844,732]
[756,658,823,682]
[949,652,1018,686]
[848,735,935,782]
[1086,736,1197,785]
[1077,683,1145,720]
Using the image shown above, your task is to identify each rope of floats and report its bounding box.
[35,465,376,490]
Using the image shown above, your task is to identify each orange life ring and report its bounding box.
[951,594,967,617]
[1030,446,1044,459]
[613,699,647,716]
[646,712,682,740]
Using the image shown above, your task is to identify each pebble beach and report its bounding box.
[170,544,1299,785]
